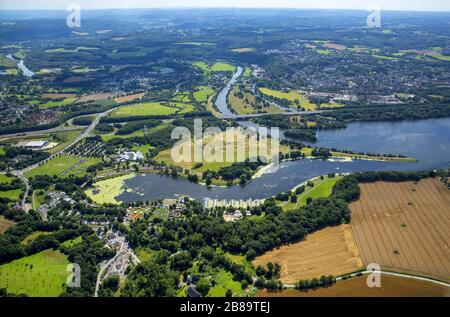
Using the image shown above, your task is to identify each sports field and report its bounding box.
[350,179,450,283]
[0,249,70,297]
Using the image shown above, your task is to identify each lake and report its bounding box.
[117,117,450,203]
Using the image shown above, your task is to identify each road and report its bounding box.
[10,108,114,207]
[94,232,140,297]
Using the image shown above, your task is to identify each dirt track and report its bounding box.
[256,275,450,297]
[350,179,450,283]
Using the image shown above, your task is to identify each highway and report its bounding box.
[8,108,115,208]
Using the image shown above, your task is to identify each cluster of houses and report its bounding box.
[203,198,264,209]
[37,191,75,219]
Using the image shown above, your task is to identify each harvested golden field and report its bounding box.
[256,275,450,297]
[76,92,122,103]
[42,93,77,99]
[350,179,450,283]
[253,225,363,284]
[0,216,14,234]
[114,92,145,104]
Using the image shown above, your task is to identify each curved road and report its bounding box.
[283,270,450,289]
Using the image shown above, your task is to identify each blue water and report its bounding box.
[117,118,450,202]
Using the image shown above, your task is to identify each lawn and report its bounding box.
[85,173,135,205]
[193,86,215,103]
[0,146,5,156]
[0,249,70,297]
[243,67,252,77]
[0,189,22,201]
[259,87,316,110]
[111,102,179,118]
[282,176,342,211]
[208,269,246,297]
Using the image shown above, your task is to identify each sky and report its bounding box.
[0,0,449,12]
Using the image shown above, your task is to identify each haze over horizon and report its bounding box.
[1,0,450,12]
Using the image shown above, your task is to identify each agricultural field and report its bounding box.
[85,173,135,205]
[114,92,145,104]
[253,224,363,284]
[256,275,450,297]
[0,215,14,234]
[350,179,450,283]
[0,249,70,297]
[280,175,343,211]
[193,86,215,103]
[25,155,100,178]
[258,87,316,110]
[111,102,180,118]
[229,86,282,115]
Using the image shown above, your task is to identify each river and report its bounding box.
[214,66,243,118]
[4,54,34,77]
[116,66,450,203]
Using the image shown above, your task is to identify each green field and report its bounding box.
[111,102,179,118]
[45,47,98,54]
[85,173,135,205]
[193,86,215,102]
[0,146,5,156]
[0,249,69,297]
[243,67,252,77]
[193,61,236,74]
[46,129,84,154]
[60,236,82,249]
[0,189,22,201]
[281,176,342,211]
[208,269,247,297]
[0,174,16,184]
[259,87,316,110]
[25,155,100,178]
[429,53,450,61]
[40,98,77,109]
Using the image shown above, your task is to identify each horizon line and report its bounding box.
[0,7,450,13]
